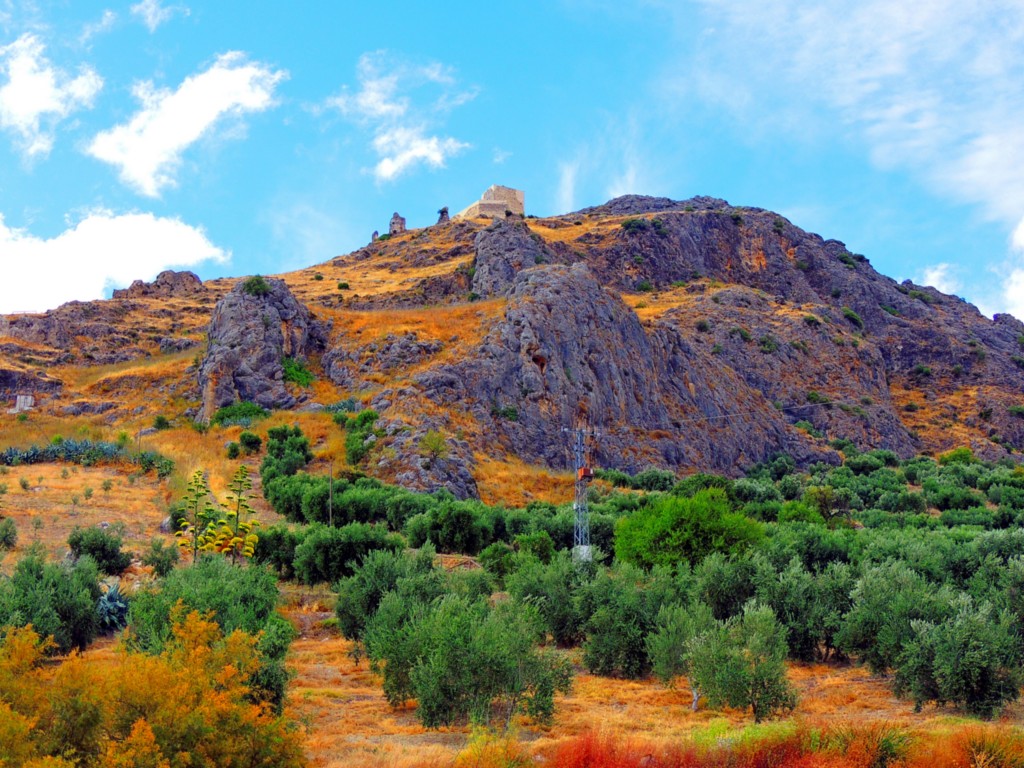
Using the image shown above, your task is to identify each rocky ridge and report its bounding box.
[4,196,1024,498]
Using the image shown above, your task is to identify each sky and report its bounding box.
[2,1,1024,316]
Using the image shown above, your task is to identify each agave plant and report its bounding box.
[97,582,130,632]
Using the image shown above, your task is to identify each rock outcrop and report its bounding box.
[407,263,840,474]
[471,218,554,297]
[198,278,326,420]
[112,270,206,299]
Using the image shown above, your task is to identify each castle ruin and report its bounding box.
[454,185,525,220]
[389,212,406,236]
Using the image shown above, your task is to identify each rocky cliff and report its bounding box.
[3,196,1024,498]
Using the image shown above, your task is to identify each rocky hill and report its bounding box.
[4,195,1024,499]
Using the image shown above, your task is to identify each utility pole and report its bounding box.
[571,425,594,563]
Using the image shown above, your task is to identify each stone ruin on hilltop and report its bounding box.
[454,185,525,220]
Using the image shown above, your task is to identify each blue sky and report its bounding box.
[2,1,1024,316]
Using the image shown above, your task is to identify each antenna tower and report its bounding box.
[571,424,594,562]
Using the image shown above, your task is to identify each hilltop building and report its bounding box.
[454,185,525,220]
[389,212,406,236]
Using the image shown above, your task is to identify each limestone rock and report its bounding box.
[197,277,326,420]
[471,218,552,297]
[112,270,206,299]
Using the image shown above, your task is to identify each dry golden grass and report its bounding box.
[279,594,1020,768]
[474,456,574,507]
[0,462,169,573]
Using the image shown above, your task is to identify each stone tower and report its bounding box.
[389,212,406,236]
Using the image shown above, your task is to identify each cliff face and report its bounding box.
[4,195,1024,496]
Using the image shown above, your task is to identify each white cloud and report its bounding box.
[492,147,511,164]
[919,263,960,296]
[324,51,473,182]
[557,160,578,214]
[130,0,188,32]
[86,52,286,197]
[0,210,227,313]
[372,126,467,181]
[0,34,102,157]
[80,10,117,45]
[681,1,1024,316]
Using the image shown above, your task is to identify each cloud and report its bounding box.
[919,263,960,296]
[492,147,511,164]
[324,51,473,182]
[680,1,1024,314]
[372,127,467,181]
[130,0,188,32]
[557,160,578,214]
[0,210,227,313]
[0,34,102,157]
[86,52,286,196]
[80,10,117,45]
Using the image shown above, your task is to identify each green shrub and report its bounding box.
[646,601,717,709]
[153,414,171,430]
[621,218,650,232]
[141,538,179,577]
[803,315,821,327]
[0,517,16,550]
[842,307,864,329]
[239,430,262,454]
[0,554,101,654]
[128,556,292,709]
[615,489,763,568]
[252,523,306,579]
[894,595,1020,717]
[68,526,131,575]
[637,280,653,293]
[337,281,350,290]
[690,602,797,722]
[364,594,572,728]
[226,442,241,459]
[97,583,129,633]
[211,401,269,427]
[335,545,441,640]
[281,357,314,386]
[241,275,272,297]
[292,522,403,584]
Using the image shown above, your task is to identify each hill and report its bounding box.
[3,194,1024,501]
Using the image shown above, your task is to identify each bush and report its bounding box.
[281,357,314,386]
[615,489,763,568]
[97,583,129,633]
[241,274,272,297]
[506,553,587,646]
[141,538,179,577]
[689,602,797,722]
[239,431,262,454]
[895,595,1021,717]
[0,517,16,549]
[292,523,404,584]
[335,545,442,640]
[128,556,292,709]
[226,441,240,459]
[68,526,131,575]
[252,523,306,579]
[153,414,170,430]
[0,553,101,653]
[363,594,572,727]
[210,401,269,427]
[842,307,864,329]
[646,601,717,709]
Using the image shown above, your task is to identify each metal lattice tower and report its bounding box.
[571,427,593,563]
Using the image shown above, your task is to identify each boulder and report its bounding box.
[197,277,326,421]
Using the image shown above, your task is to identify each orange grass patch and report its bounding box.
[474,456,574,507]
[0,462,170,573]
